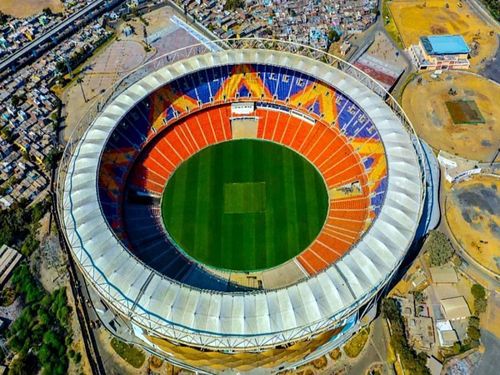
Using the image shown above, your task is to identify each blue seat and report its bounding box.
[121,202,243,290]
[370,176,388,214]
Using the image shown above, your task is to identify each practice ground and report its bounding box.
[388,0,499,70]
[161,139,329,271]
[446,175,500,277]
[60,5,200,141]
[0,0,63,18]
[402,71,499,161]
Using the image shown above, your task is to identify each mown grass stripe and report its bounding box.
[161,139,328,271]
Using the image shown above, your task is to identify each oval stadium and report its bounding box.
[58,41,427,373]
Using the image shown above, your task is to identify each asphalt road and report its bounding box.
[475,330,500,375]
[481,38,500,83]
[348,318,393,375]
[468,0,499,27]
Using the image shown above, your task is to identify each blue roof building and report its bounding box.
[409,34,470,71]
[420,35,470,55]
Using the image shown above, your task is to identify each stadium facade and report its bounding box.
[58,40,427,373]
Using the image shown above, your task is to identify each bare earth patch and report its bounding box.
[402,71,500,161]
[389,0,499,71]
[446,175,500,277]
[59,5,200,142]
[0,0,63,18]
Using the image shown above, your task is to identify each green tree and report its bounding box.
[426,230,454,266]
[471,284,485,300]
[44,147,62,170]
[471,284,487,314]
[475,298,487,314]
[481,0,500,21]
[224,0,245,11]
[20,233,40,257]
[11,94,21,107]
[382,297,400,320]
[328,29,341,43]
[0,11,8,25]
[9,352,38,375]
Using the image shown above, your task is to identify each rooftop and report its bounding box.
[440,297,471,320]
[420,35,470,55]
[430,266,458,284]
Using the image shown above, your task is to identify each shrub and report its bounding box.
[382,298,431,375]
[471,284,487,314]
[110,338,145,368]
[344,328,370,358]
[426,231,454,266]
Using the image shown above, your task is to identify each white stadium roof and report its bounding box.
[61,48,424,349]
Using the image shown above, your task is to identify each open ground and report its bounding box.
[388,0,499,70]
[0,0,64,18]
[161,139,329,271]
[402,71,499,161]
[59,5,200,142]
[445,174,500,277]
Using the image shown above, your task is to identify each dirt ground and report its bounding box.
[446,175,500,276]
[0,0,64,18]
[388,0,499,70]
[402,71,500,161]
[60,5,200,142]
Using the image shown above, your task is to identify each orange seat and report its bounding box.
[280,116,301,147]
[298,249,329,275]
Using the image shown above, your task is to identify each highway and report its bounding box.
[0,0,124,74]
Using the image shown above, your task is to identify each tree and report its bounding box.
[9,353,38,375]
[467,324,481,341]
[76,77,88,103]
[11,94,21,107]
[328,29,341,43]
[44,147,62,170]
[0,126,13,142]
[469,316,480,329]
[0,11,8,26]
[426,230,454,266]
[382,298,400,320]
[55,60,66,74]
[481,0,500,21]
[74,352,82,363]
[224,0,245,11]
[471,284,485,300]
[471,284,487,314]
[413,291,426,304]
[475,298,487,314]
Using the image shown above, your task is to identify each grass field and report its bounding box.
[110,338,146,369]
[161,139,329,271]
[445,100,485,124]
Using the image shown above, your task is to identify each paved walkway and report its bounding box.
[347,318,394,375]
